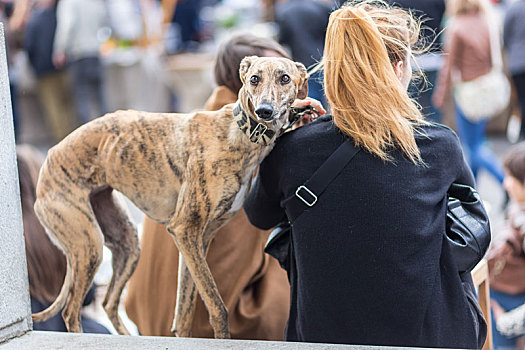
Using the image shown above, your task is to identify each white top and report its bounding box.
[53,0,108,61]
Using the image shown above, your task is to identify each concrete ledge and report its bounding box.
[0,317,31,344]
[0,331,438,350]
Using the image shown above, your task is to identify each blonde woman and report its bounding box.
[244,1,486,347]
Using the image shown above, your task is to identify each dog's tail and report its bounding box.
[32,259,72,322]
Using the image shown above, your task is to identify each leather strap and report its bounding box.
[283,140,360,222]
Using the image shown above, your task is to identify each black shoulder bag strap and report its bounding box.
[265,139,360,276]
[283,139,360,222]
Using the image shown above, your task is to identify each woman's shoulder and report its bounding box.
[417,122,464,157]
[419,121,456,137]
[266,115,337,165]
[276,114,335,146]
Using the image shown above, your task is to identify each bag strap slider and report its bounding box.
[295,185,317,207]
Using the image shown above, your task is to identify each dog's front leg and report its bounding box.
[168,220,230,339]
[172,252,198,337]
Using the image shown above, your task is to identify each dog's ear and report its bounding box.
[239,56,258,83]
[295,62,309,100]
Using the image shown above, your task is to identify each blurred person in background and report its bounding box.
[24,0,76,143]
[274,0,335,106]
[487,142,525,349]
[503,0,525,141]
[492,301,525,349]
[387,0,446,123]
[432,0,505,186]
[17,144,110,334]
[53,0,108,125]
[125,33,292,340]
[0,0,24,139]
[166,0,203,53]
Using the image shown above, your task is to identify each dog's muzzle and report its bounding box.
[255,104,274,121]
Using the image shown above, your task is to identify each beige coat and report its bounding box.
[124,86,290,339]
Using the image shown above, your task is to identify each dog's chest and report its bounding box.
[227,157,262,214]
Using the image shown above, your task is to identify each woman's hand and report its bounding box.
[291,97,327,129]
[53,51,67,69]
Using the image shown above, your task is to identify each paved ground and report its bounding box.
[3,330,431,350]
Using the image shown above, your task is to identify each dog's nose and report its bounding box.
[255,105,274,120]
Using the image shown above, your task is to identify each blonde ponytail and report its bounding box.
[323,1,426,164]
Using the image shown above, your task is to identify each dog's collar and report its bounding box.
[233,103,276,146]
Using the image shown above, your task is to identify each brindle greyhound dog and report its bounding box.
[32,56,308,338]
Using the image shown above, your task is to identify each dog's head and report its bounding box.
[238,56,309,131]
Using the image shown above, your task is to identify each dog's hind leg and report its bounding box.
[90,186,139,335]
[34,195,104,333]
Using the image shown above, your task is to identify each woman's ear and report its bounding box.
[295,62,309,99]
[393,59,412,90]
[393,60,404,81]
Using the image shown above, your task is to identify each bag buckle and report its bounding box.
[295,185,317,207]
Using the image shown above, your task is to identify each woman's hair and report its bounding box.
[214,33,291,94]
[322,0,426,164]
[448,0,487,16]
[17,145,66,304]
[503,142,525,184]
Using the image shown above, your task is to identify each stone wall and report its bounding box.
[0,23,32,343]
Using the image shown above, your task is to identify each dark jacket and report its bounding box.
[275,0,334,68]
[503,0,525,75]
[24,6,58,77]
[244,115,485,348]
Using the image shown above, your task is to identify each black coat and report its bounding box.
[244,115,485,348]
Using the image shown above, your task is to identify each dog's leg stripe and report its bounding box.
[138,143,148,159]
[167,157,183,178]
[66,199,96,224]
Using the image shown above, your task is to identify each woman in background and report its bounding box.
[433,0,505,185]
[503,0,525,141]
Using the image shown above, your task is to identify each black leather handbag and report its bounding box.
[446,183,491,274]
[265,222,293,272]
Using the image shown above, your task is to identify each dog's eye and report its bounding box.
[250,76,259,86]
[280,74,291,84]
